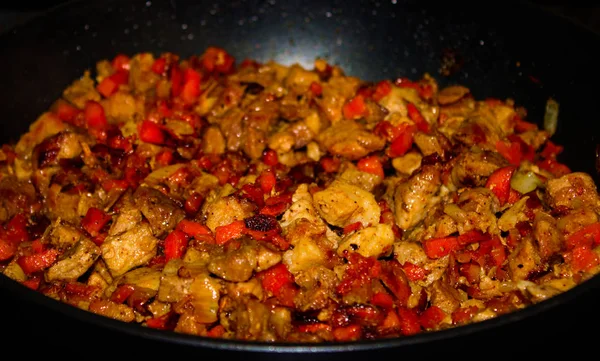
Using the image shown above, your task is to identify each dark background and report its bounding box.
[1,0,599,358]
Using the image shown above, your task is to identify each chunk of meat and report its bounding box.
[413,132,443,156]
[451,147,507,188]
[393,165,442,230]
[268,121,314,153]
[46,183,81,224]
[293,265,338,311]
[62,71,101,109]
[89,299,135,322]
[133,186,185,237]
[128,52,159,94]
[282,237,328,274]
[557,207,599,238]
[120,267,162,291]
[0,176,36,222]
[32,132,83,169]
[391,152,422,176]
[546,172,600,211]
[14,112,68,158]
[202,194,254,232]
[283,64,320,90]
[336,162,382,192]
[201,126,226,155]
[533,212,563,260]
[429,279,460,314]
[316,120,385,160]
[219,295,272,341]
[337,224,395,258]
[317,76,362,123]
[208,243,258,282]
[437,85,470,105]
[313,179,381,228]
[101,91,145,123]
[45,238,101,282]
[109,191,142,236]
[101,223,158,277]
[454,187,500,234]
[508,238,541,281]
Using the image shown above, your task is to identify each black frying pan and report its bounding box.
[1,0,599,358]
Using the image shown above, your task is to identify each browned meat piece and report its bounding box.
[316,76,362,123]
[46,183,81,224]
[45,238,101,282]
[508,238,541,281]
[317,120,385,160]
[546,172,600,211]
[219,295,272,341]
[0,176,36,222]
[279,90,313,121]
[413,132,444,156]
[88,299,135,323]
[437,85,470,105]
[202,194,254,232]
[208,243,258,282]
[32,132,83,169]
[62,71,101,108]
[133,186,185,237]
[293,266,337,311]
[201,126,226,155]
[101,91,145,123]
[101,223,158,277]
[242,127,268,160]
[393,165,442,230]
[109,190,142,236]
[268,121,314,153]
[451,147,507,188]
[48,221,85,249]
[533,212,563,260]
[455,187,500,234]
[557,207,599,238]
[128,53,160,94]
[216,107,245,152]
[429,279,460,314]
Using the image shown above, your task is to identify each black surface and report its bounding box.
[1,0,599,357]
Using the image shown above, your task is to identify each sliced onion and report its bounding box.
[510,170,543,194]
[543,98,559,136]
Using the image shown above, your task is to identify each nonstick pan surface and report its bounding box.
[0,0,599,358]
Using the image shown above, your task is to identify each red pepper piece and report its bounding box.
[343,221,363,235]
[257,263,295,296]
[406,102,429,133]
[423,236,459,259]
[566,245,600,273]
[146,312,175,330]
[451,306,479,324]
[55,99,81,123]
[4,214,29,243]
[180,67,202,105]
[206,325,225,338]
[84,100,107,129]
[170,65,183,97]
[357,155,384,178]
[155,149,173,166]
[201,47,235,74]
[537,159,571,177]
[566,222,600,250]
[164,230,188,261]
[540,140,564,159]
[371,291,395,309]
[215,220,246,245]
[297,323,332,333]
[320,156,341,173]
[17,249,60,274]
[458,229,491,247]
[495,140,521,166]
[111,284,136,304]
[151,57,167,75]
[309,81,322,97]
[262,149,279,166]
[333,324,362,342]
[256,168,276,194]
[176,219,212,239]
[184,192,204,216]
[397,308,421,336]
[0,239,17,261]
[343,94,367,119]
[419,306,446,329]
[401,262,429,281]
[387,123,417,157]
[111,54,130,72]
[372,80,392,102]
[485,166,517,205]
[81,207,112,237]
[139,120,165,144]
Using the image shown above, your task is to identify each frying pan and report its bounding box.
[1,0,599,358]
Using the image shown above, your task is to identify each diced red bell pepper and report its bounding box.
[146,312,175,330]
[184,192,204,216]
[537,159,571,177]
[17,249,59,274]
[495,140,522,166]
[320,156,341,173]
[336,253,382,295]
[457,230,490,247]
[97,71,129,97]
[370,291,395,309]
[397,308,421,336]
[379,310,402,332]
[566,245,600,273]
[256,168,276,194]
[401,262,429,281]
[343,221,363,235]
[343,94,367,119]
[180,67,202,105]
[84,100,107,129]
[333,324,362,342]
[309,81,323,97]
[406,102,429,133]
[485,166,516,205]
[451,306,479,324]
[0,239,17,261]
[164,230,188,261]
[215,220,246,245]
[419,306,446,329]
[297,323,332,333]
[170,65,183,97]
[201,47,235,74]
[111,284,136,304]
[357,155,384,178]
[206,325,225,338]
[372,80,392,102]
[423,236,459,259]
[4,213,29,243]
[111,54,130,72]
[262,149,279,166]
[540,140,564,159]
[459,262,481,284]
[176,219,212,239]
[566,222,600,250]
[387,123,417,157]
[55,99,81,123]
[514,118,538,133]
[139,120,165,144]
[21,277,41,290]
[155,149,174,166]
[81,207,112,237]
[101,179,129,192]
[31,239,45,254]
[379,260,411,306]
[151,57,167,75]
[257,263,295,295]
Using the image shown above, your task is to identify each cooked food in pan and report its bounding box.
[1,47,598,342]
